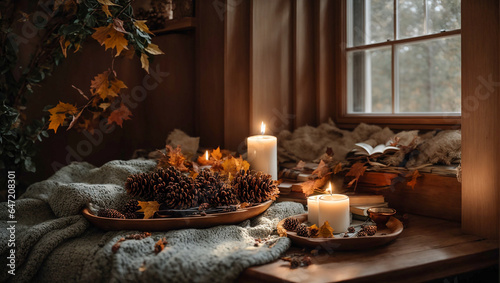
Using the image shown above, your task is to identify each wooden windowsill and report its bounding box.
[240,215,498,282]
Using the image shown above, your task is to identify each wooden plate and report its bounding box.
[278,213,403,250]
[82,200,273,231]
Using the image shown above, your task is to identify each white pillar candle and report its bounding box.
[318,194,350,233]
[247,122,278,180]
[307,195,320,225]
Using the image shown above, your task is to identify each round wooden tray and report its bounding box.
[82,200,273,231]
[278,213,403,250]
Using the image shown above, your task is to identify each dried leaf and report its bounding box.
[159,145,189,172]
[211,147,223,161]
[134,20,154,35]
[312,160,329,178]
[222,156,250,177]
[140,53,149,73]
[102,4,112,17]
[319,221,334,238]
[99,103,111,111]
[278,224,288,237]
[308,224,320,238]
[92,24,129,56]
[48,102,78,133]
[407,170,421,190]
[154,238,168,254]
[345,162,367,191]
[145,43,164,55]
[90,71,127,99]
[107,103,132,127]
[333,162,342,174]
[137,201,160,219]
[301,180,315,197]
[112,18,128,33]
[293,160,306,171]
[59,37,70,58]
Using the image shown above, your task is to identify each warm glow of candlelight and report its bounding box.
[205,150,209,160]
[326,182,333,194]
[260,122,266,135]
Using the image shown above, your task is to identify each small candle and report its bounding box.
[205,150,209,161]
[318,194,350,233]
[307,195,320,225]
[247,122,278,180]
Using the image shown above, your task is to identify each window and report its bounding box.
[341,0,461,126]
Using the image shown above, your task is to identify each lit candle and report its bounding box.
[247,122,278,180]
[318,193,350,233]
[205,150,209,161]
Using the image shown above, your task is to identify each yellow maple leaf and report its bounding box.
[318,221,334,238]
[140,53,149,73]
[222,156,250,177]
[92,24,128,57]
[134,20,154,35]
[90,71,127,99]
[145,43,164,55]
[211,147,222,161]
[97,0,118,6]
[308,224,320,238]
[48,102,78,133]
[137,201,160,219]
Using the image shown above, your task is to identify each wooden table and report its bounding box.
[240,215,499,282]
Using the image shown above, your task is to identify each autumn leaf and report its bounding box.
[92,24,129,56]
[145,43,164,55]
[308,224,320,238]
[312,160,330,178]
[134,20,154,35]
[140,53,149,73]
[293,160,306,171]
[90,71,127,99]
[113,18,128,33]
[211,147,223,161]
[345,162,367,191]
[48,102,78,133]
[407,170,421,190]
[107,103,132,127]
[222,156,250,177]
[333,162,342,174]
[137,201,160,219]
[319,221,334,238]
[102,5,112,17]
[158,145,189,172]
[59,37,70,58]
[154,238,168,254]
[99,103,111,111]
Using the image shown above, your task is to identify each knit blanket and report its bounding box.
[0,160,304,282]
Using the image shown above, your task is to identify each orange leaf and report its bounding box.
[90,71,127,99]
[319,221,334,238]
[333,162,342,174]
[97,0,118,6]
[159,145,189,172]
[211,147,222,161]
[59,37,70,58]
[107,103,132,127]
[92,24,129,56]
[308,224,320,238]
[137,201,160,219]
[312,160,330,178]
[345,162,367,191]
[134,20,154,35]
[102,5,112,17]
[48,102,78,133]
[407,170,421,190]
[222,156,250,178]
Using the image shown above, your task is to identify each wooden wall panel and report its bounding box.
[251,0,293,135]
[294,0,317,127]
[224,0,251,152]
[461,0,500,239]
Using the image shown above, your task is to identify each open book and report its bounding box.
[354,142,399,156]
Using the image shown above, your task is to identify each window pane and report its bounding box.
[428,0,461,33]
[348,47,392,113]
[398,0,425,39]
[348,0,393,47]
[397,36,461,113]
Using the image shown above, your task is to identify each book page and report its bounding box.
[354,143,374,155]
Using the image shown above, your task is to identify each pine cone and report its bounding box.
[363,225,377,236]
[232,170,279,203]
[347,226,355,233]
[296,224,310,237]
[152,167,199,209]
[357,230,367,237]
[283,217,300,231]
[123,212,138,219]
[125,172,156,201]
[122,199,140,214]
[98,208,125,219]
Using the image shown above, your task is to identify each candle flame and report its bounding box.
[326,182,333,194]
[205,150,209,161]
[260,122,266,135]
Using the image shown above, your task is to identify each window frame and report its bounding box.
[335,0,462,129]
